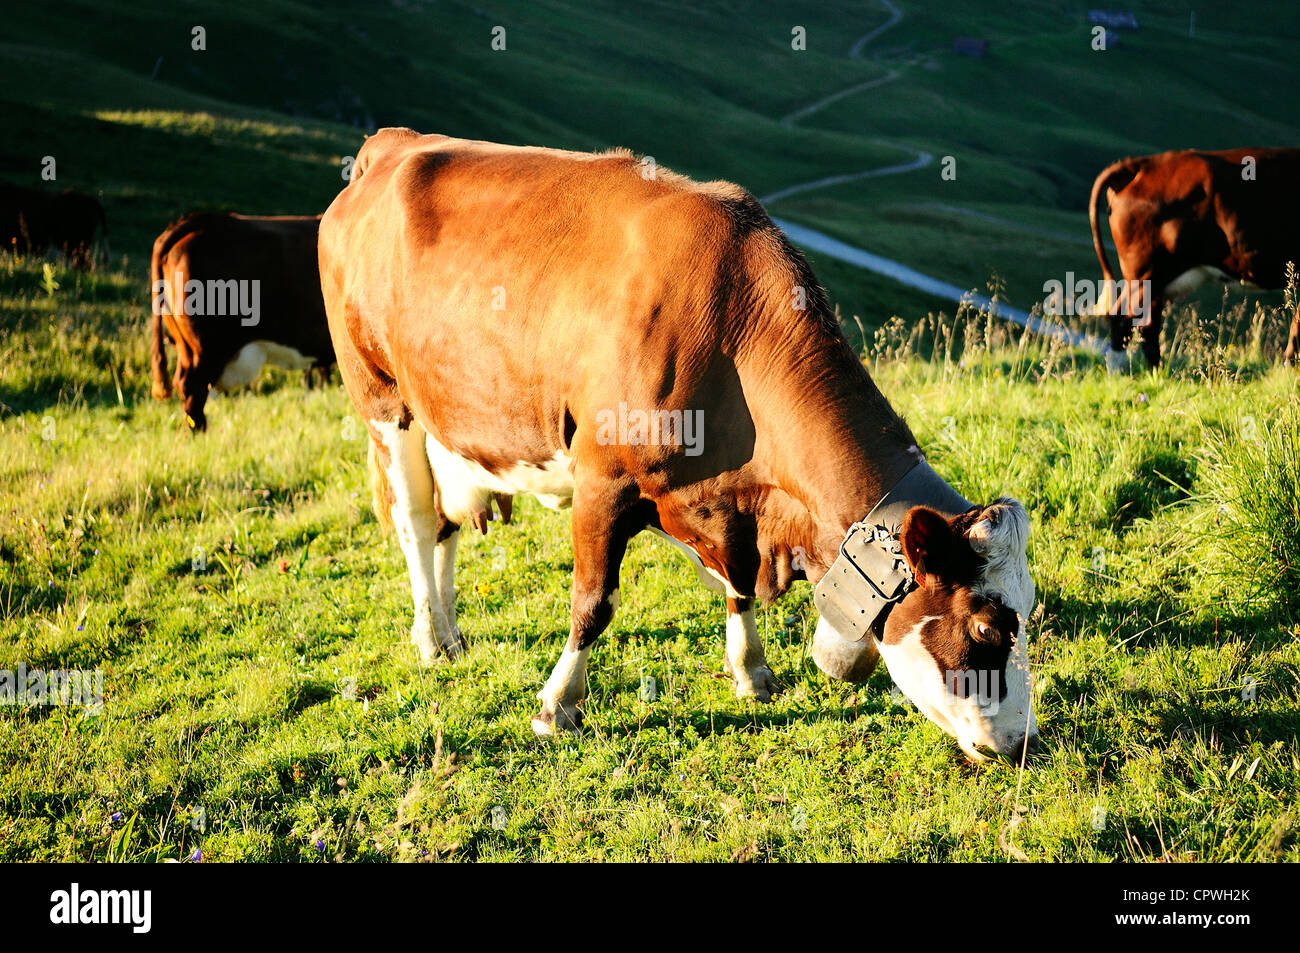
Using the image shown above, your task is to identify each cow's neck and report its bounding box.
[742,328,933,587]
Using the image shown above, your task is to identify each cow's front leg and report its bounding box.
[725,597,777,701]
[1139,297,1165,369]
[177,364,210,432]
[532,479,642,738]
[371,421,464,663]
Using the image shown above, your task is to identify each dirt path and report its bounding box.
[765,1,1103,351]
[760,143,932,204]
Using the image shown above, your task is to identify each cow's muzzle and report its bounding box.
[811,616,880,682]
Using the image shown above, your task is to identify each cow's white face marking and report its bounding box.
[1164,265,1231,296]
[424,436,574,525]
[968,500,1034,618]
[879,615,1035,762]
[215,341,314,391]
[877,499,1037,761]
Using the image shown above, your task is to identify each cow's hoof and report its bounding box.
[447,626,469,655]
[410,623,464,665]
[734,665,777,702]
[531,702,583,739]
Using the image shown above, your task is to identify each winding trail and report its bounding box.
[763,1,1103,352]
[780,67,905,126]
[848,0,904,57]
[761,142,932,205]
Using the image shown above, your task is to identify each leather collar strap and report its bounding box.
[813,461,971,643]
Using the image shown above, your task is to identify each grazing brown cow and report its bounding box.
[1090,147,1300,368]
[151,212,335,431]
[0,182,107,268]
[320,128,1039,761]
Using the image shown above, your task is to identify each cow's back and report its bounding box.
[1137,148,1300,279]
[320,129,827,468]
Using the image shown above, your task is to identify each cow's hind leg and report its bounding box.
[1139,298,1165,369]
[435,528,462,644]
[533,477,647,737]
[1106,314,1134,373]
[371,419,465,663]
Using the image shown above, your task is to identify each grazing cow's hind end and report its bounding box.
[148,212,334,431]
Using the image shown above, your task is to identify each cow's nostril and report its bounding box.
[1005,733,1039,761]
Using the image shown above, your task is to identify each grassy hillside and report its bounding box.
[8,0,1298,326]
[1,1,1299,861]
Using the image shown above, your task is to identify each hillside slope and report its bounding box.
[3,0,1298,330]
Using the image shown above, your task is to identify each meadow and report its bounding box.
[1,0,1298,861]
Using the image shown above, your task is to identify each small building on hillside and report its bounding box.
[1087,10,1139,29]
[952,37,989,57]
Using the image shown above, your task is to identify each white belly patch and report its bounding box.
[424,435,575,525]
[1164,265,1231,296]
[215,341,315,391]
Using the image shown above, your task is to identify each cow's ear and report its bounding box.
[900,507,959,589]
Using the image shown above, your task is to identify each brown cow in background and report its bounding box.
[1090,147,1300,368]
[151,212,335,431]
[0,182,107,269]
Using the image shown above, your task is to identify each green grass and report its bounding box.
[2,0,1299,861]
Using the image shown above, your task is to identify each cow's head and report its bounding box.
[879,499,1038,762]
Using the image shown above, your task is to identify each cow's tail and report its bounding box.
[1089,157,1142,315]
[149,228,172,400]
[368,439,396,535]
[149,213,209,400]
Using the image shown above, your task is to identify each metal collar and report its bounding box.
[813,461,971,642]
